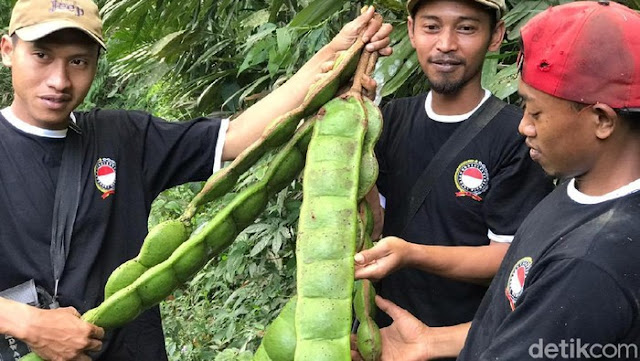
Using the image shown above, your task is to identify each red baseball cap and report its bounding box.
[520,1,640,109]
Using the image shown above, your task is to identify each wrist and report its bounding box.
[424,323,470,360]
[403,241,422,269]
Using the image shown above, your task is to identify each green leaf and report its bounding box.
[240,9,270,29]
[373,0,405,14]
[481,51,500,89]
[150,30,187,57]
[380,53,419,97]
[288,0,345,28]
[238,37,275,75]
[486,63,520,100]
[269,0,286,23]
[505,1,551,41]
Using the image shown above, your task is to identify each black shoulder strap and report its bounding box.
[400,96,507,235]
[50,120,83,304]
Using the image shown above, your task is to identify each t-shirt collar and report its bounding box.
[567,178,640,204]
[425,89,491,123]
[0,107,76,139]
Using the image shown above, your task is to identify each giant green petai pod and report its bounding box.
[294,92,368,360]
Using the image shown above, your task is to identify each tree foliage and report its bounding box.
[1,0,639,360]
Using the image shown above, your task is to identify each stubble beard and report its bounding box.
[428,65,481,96]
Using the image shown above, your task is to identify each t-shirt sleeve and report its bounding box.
[475,259,633,360]
[483,134,553,243]
[119,111,225,197]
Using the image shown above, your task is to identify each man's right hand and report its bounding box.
[354,236,411,281]
[16,303,104,361]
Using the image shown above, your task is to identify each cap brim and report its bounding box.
[14,20,106,50]
[407,0,503,18]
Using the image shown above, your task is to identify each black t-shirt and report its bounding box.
[375,93,553,329]
[0,108,223,360]
[461,180,640,360]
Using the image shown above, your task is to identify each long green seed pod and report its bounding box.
[294,93,368,360]
[104,219,189,298]
[180,38,365,221]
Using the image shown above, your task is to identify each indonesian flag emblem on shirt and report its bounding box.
[94,158,116,199]
[454,159,489,201]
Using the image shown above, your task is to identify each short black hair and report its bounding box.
[616,109,640,134]
[410,0,499,30]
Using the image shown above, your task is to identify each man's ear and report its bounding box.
[1,35,14,68]
[592,103,618,140]
[407,16,417,50]
[488,20,506,52]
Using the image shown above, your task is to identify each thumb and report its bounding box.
[354,245,383,265]
[375,295,409,322]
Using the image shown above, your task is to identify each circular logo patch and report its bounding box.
[454,160,489,201]
[94,158,116,199]
[505,257,533,311]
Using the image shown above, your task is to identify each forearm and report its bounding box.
[425,322,471,360]
[222,43,337,160]
[0,297,29,339]
[406,242,509,285]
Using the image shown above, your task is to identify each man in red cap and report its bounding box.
[367,1,640,360]
[0,0,392,360]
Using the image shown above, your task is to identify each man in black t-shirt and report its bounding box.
[0,0,393,360]
[353,0,552,347]
[368,2,640,360]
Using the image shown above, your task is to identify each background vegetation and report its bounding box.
[1,1,639,360]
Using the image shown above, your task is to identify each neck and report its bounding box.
[430,79,485,116]
[575,139,640,196]
[10,103,70,131]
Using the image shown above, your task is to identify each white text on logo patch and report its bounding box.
[454,159,489,201]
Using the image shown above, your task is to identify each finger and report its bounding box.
[375,295,411,322]
[72,354,91,361]
[321,60,335,73]
[351,349,364,361]
[361,75,378,94]
[354,264,382,281]
[369,23,393,44]
[362,10,383,43]
[354,243,387,265]
[377,46,394,57]
[357,6,376,31]
[84,339,103,352]
[90,326,105,340]
[366,37,392,53]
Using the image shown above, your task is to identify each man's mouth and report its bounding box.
[429,58,464,72]
[39,95,72,110]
